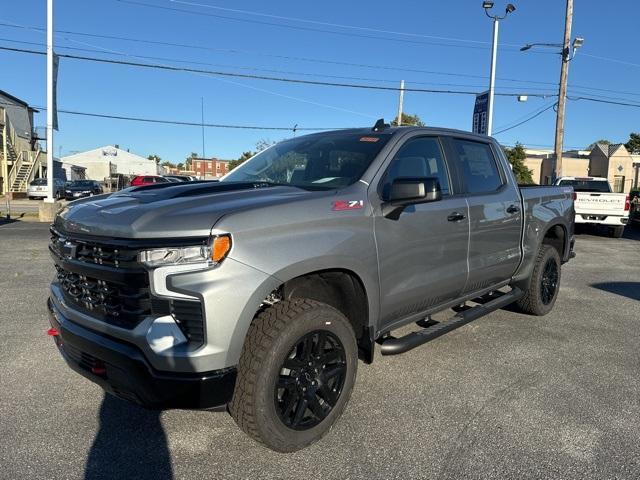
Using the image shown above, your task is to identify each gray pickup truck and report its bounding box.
[47,123,575,452]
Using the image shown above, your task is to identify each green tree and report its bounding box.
[160,160,177,168]
[228,140,275,171]
[587,139,611,150]
[391,113,425,127]
[624,132,640,154]
[228,151,254,171]
[503,143,534,184]
[184,152,199,170]
[147,154,161,164]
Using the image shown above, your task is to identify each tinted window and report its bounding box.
[222,132,392,190]
[452,139,503,194]
[30,178,47,186]
[558,179,611,193]
[70,180,94,187]
[385,137,450,195]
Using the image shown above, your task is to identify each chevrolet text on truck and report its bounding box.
[47,124,575,452]
[555,176,630,238]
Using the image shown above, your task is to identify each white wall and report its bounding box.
[62,146,158,178]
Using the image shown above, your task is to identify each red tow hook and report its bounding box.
[91,362,107,376]
[47,328,59,337]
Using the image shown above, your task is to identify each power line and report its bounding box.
[0,37,564,93]
[493,103,558,135]
[0,101,343,131]
[2,21,637,98]
[3,45,638,109]
[114,0,498,51]
[0,45,556,98]
[167,0,509,46]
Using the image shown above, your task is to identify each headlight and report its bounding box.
[138,234,231,267]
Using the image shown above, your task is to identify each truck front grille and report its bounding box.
[50,228,206,342]
[55,264,151,328]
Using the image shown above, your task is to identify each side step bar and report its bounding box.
[380,287,523,355]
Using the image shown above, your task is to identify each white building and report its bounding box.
[61,146,158,181]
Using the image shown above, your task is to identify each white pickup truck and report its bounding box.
[555,176,630,238]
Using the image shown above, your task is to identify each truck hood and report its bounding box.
[54,181,312,239]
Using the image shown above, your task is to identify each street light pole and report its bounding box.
[553,0,574,181]
[482,2,516,137]
[45,0,54,203]
[487,17,499,136]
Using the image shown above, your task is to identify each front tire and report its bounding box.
[515,245,561,316]
[230,299,358,452]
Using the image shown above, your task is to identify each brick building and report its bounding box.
[191,158,230,179]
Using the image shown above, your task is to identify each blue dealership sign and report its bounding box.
[472,91,489,135]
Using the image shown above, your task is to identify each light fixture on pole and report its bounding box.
[520,29,585,181]
[482,2,516,136]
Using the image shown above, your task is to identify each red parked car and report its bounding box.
[130,175,170,187]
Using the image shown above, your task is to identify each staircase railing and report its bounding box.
[8,151,25,191]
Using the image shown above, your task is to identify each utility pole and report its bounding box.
[487,17,499,136]
[45,0,54,203]
[396,80,405,126]
[553,0,573,181]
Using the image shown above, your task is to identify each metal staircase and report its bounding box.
[1,106,41,195]
[10,148,42,192]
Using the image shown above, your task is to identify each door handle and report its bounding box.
[506,204,520,214]
[447,212,466,222]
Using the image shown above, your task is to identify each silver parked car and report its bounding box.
[27,178,66,200]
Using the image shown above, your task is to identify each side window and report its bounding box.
[385,137,450,195]
[451,139,503,194]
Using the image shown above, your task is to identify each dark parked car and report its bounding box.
[64,180,102,200]
[163,175,194,182]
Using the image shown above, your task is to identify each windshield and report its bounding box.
[30,178,47,186]
[559,179,611,193]
[222,132,392,189]
[69,181,94,188]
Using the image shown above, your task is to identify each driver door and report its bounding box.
[372,135,469,330]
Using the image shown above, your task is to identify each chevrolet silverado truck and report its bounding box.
[555,176,630,238]
[47,124,575,452]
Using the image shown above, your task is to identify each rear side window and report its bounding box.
[451,139,503,194]
[558,179,611,193]
[385,137,450,195]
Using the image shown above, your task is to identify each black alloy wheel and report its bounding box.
[540,257,559,305]
[274,330,347,430]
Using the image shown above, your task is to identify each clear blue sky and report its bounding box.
[2,0,638,162]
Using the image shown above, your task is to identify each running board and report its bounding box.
[380,287,523,355]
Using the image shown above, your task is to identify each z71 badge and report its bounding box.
[332,200,364,211]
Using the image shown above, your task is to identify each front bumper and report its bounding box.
[64,192,92,200]
[47,297,236,409]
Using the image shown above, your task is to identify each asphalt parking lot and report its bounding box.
[1,221,638,480]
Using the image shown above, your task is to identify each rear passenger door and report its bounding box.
[445,137,522,292]
[373,135,469,330]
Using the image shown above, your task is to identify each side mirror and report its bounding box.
[382,177,442,219]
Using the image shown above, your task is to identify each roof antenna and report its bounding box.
[372,118,389,132]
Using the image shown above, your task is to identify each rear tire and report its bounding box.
[610,226,624,238]
[515,245,561,316]
[229,298,357,452]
